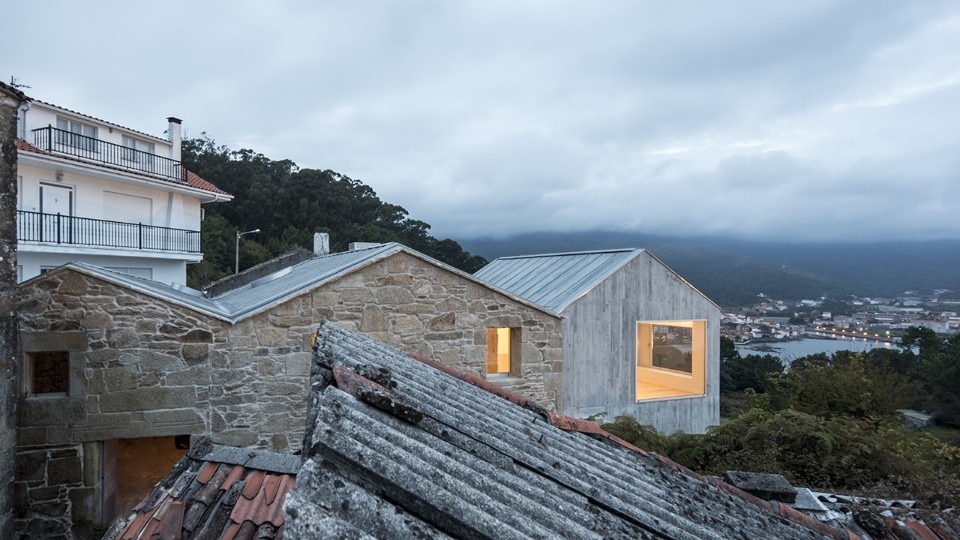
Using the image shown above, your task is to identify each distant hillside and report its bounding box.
[460,231,960,307]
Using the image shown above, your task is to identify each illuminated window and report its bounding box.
[26,351,70,396]
[636,321,705,400]
[486,327,516,377]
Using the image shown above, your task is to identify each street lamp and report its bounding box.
[235,228,260,274]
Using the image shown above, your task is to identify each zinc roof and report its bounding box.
[474,248,643,312]
[41,242,557,324]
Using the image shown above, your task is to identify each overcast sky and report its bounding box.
[4,1,960,242]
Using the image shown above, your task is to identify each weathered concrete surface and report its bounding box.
[0,81,26,539]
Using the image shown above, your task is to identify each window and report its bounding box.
[486,327,517,377]
[121,135,156,170]
[56,117,98,151]
[26,351,70,396]
[636,321,706,400]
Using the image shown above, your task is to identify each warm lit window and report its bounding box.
[636,321,706,400]
[486,327,516,377]
[26,351,70,396]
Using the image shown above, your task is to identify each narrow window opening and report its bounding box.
[486,327,516,377]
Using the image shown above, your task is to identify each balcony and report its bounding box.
[17,210,201,254]
[31,126,185,183]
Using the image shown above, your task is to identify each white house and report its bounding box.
[14,97,232,285]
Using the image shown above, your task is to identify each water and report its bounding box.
[737,334,897,364]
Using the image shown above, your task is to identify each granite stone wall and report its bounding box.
[14,250,563,534]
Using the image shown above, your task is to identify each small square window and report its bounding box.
[486,327,517,377]
[28,351,70,396]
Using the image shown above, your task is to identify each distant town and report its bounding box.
[722,289,960,344]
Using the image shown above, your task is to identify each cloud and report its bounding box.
[4,1,960,242]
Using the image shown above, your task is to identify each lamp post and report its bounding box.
[235,228,260,274]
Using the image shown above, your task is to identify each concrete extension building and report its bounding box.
[476,248,722,434]
[14,242,562,537]
[14,95,232,285]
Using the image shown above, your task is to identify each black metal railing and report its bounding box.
[17,210,201,253]
[31,126,185,183]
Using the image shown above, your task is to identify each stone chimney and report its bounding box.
[314,232,330,256]
[167,117,182,162]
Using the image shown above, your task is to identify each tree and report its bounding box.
[181,136,486,286]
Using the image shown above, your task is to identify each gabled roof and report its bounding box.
[475,248,644,312]
[15,139,232,199]
[476,248,720,312]
[24,243,558,324]
[103,438,299,540]
[285,321,845,539]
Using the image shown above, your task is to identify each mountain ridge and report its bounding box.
[460,231,960,307]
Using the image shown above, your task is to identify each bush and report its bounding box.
[603,411,959,491]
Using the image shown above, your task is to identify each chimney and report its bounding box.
[313,232,330,255]
[167,117,182,162]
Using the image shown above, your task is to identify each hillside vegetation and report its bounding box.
[182,136,486,288]
[605,329,960,503]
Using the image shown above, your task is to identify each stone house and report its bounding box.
[476,248,722,434]
[14,242,562,537]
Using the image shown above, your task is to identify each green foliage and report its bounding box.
[604,412,959,491]
[919,333,960,427]
[772,350,919,419]
[719,337,784,394]
[181,135,486,287]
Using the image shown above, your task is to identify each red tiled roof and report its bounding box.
[15,138,232,198]
[185,169,231,197]
[104,439,298,540]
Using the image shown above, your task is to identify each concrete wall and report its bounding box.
[14,251,562,535]
[561,251,720,434]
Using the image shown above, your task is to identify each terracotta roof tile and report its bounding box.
[103,439,298,540]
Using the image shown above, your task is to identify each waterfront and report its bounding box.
[737,334,896,364]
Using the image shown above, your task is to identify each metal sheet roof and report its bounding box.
[474,248,643,312]
[44,242,558,324]
[56,243,404,322]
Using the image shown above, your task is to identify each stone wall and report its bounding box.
[309,252,564,409]
[14,250,562,534]
[1,82,26,539]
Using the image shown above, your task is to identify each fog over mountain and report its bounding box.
[461,231,960,306]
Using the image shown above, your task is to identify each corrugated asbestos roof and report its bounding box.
[104,438,298,540]
[474,248,643,312]
[284,321,848,539]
